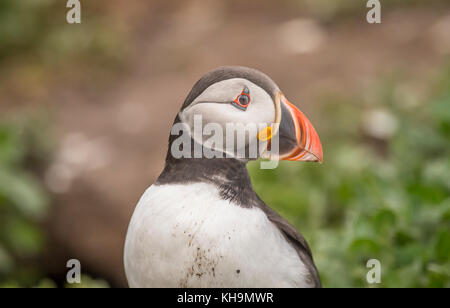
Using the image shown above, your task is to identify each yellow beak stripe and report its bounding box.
[258,126,272,142]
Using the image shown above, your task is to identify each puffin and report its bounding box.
[124,66,323,288]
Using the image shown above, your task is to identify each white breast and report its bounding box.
[124,182,312,287]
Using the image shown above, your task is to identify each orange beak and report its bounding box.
[278,95,323,163]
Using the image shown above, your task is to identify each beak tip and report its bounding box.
[316,143,324,164]
[318,155,324,164]
[308,126,323,164]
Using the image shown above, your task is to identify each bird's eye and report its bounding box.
[238,95,249,105]
[232,87,251,111]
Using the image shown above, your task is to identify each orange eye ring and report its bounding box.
[232,88,251,110]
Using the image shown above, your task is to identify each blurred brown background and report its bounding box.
[0,0,449,287]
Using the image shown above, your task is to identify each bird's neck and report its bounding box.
[156,156,259,208]
[157,156,250,188]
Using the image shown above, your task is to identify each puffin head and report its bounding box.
[169,66,323,164]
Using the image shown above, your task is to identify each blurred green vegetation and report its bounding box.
[0,115,109,288]
[0,114,51,287]
[0,0,124,64]
[249,67,450,288]
[0,0,117,287]
[0,0,125,102]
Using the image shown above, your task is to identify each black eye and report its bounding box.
[239,95,249,105]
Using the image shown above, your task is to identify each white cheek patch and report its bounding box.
[180,78,275,158]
